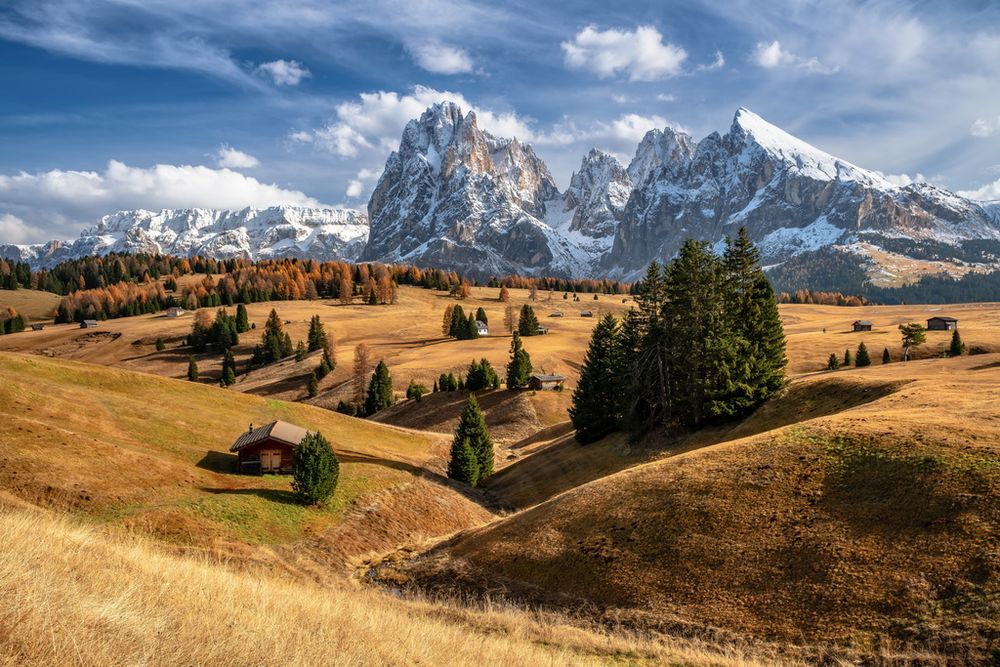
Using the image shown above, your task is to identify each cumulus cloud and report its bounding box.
[294,85,535,158]
[562,25,687,81]
[878,172,926,187]
[971,116,1000,138]
[408,41,474,74]
[345,168,380,199]
[753,40,836,74]
[215,145,260,169]
[656,93,677,103]
[0,213,35,244]
[0,161,324,239]
[958,178,1000,202]
[256,59,311,86]
[698,50,725,71]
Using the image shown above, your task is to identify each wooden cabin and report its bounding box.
[30,323,45,331]
[580,310,593,318]
[852,320,873,332]
[549,312,564,318]
[475,320,489,336]
[537,325,549,335]
[166,307,186,318]
[229,420,308,474]
[927,316,958,331]
[79,319,98,329]
[528,373,566,391]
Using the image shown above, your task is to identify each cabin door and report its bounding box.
[261,450,281,473]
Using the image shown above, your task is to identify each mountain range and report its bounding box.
[5,103,1000,289]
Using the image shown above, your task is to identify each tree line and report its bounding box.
[570,229,787,443]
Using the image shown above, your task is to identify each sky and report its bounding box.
[1,0,1000,244]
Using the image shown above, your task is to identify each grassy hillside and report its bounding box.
[0,288,61,320]
[374,354,1000,662]
[0,351,490,568]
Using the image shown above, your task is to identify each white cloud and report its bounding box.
[215,145,260,169]
[0,213,34,244]
[611,94,631,104]
[345,167,380,199]
[878,172,926,187]
[562,25,687,81]
[971,116,1000,138]
[295,85,535,158]
[698,50,725,71]
[256,59,311,86]
[656,93,677,103]
[958,178,1000,202]
[0,161,325,238]
[753,40,837,74]
[408,41,474,74]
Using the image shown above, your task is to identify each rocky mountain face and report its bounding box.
[2,206,368,269]
[7,105,1000,288]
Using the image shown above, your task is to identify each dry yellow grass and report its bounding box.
[0,288,61,320]
[0,506,797,667]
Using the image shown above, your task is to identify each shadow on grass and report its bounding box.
[198,486,301,506]
[196,451,239,473]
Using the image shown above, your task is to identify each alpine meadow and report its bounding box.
[2,1,1000,665]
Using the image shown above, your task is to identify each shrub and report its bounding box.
[292,432,339,505]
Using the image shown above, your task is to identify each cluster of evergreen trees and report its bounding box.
[0,260,33,290]
[517,305,540,336]
[570,230,787,443]
[251,310,294,366]
[465,358,501,390]
[443,304,487,339]
[447,395,494,487]
[0,308,26,335]
[187,308,240,352]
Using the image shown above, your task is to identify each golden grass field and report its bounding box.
[2,283,1000,664]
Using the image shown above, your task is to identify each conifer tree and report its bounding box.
[364,360,395,415]
[449,305,466,337]
[295,340,307,361]
[465,313,479,339]
[899,323,926,361]
[221,349,237,386]
[949,329,965,357]
[882,347,891,364]
[308,371,319,398]
[843,349,852,367]
[235,303,250,333]
[307,314,328,352]
[505,332,533,388]
[447,436,480,487]
[475,307,488,324]
[855,341,871,367]
[827,353,840,371]
[517,305,540,336]
[570,314,623,443]
[155,337,165,351]
[187,357,199,381]
[453,394,493,479]
[292,431,339,505]
[406,379,427,401]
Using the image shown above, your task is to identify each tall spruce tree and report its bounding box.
[506,332,533,388]
[628,262,670,430]
[843,349,852,367]
[882,347,891,364]
[364,360,395,415]
[475,307,488,324]
[307,315,328,352]
[187,357,199,381]
[447,436,480,487]
[855,341,871,367]
[292,431,339,505]
[235,303,250,333]
[827,353,840,370]
[453,394,493,479]
[570,314,623,443]
[949,329,965,357]
[517,305,540,336]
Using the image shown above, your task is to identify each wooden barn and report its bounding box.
[580,310,593,318]
[927,316,958,331]
[79,319,98,329]
[30,323,45,331]
[852,320,873,332]
[529,373,566,391]
[229,420,308,474]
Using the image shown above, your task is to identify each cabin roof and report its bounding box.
[230,420,309,452]
[82,319,98,325]
[927,316,957,322]
[531,373,566,382]
[853,320,873,325]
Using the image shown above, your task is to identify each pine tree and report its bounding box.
[307,314,328,352]
[475,307,488,324]
[855,341,871,367]
[570,314,623,443]
[447,435,480,487]
[406,379,427,401]
[364,360,395,415]
[882,347,891,364]
[827,353,840,370]
[235,303,250,333]
[292,431,339,505]
[221,349,237,386]
[465,313,479,339]
[453,394,493,479]
[308,371,319,397]
[506,332,533,389]
[843,349,852,367]
[949,329,965,357]
[295,340,307,361]
[187,357,199,381]
[449,305,466,337]
[155,337,165,351]
[517,305,540,336]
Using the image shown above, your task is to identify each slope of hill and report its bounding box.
[371,354,1000,662]
[0,351,490,571]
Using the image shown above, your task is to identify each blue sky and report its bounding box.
[2,0,1000,243]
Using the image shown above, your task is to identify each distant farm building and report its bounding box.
[166,307,186,318]
[927,316,958,331]
[529,373,566,391]
[30,323,45,331]
[549,312,564,318]
[230,420,308,474]
[852,320,873,332]
[580,310,593,318]
[537,325,549,335]
[475,320,489,336]
[80,320,98,329]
